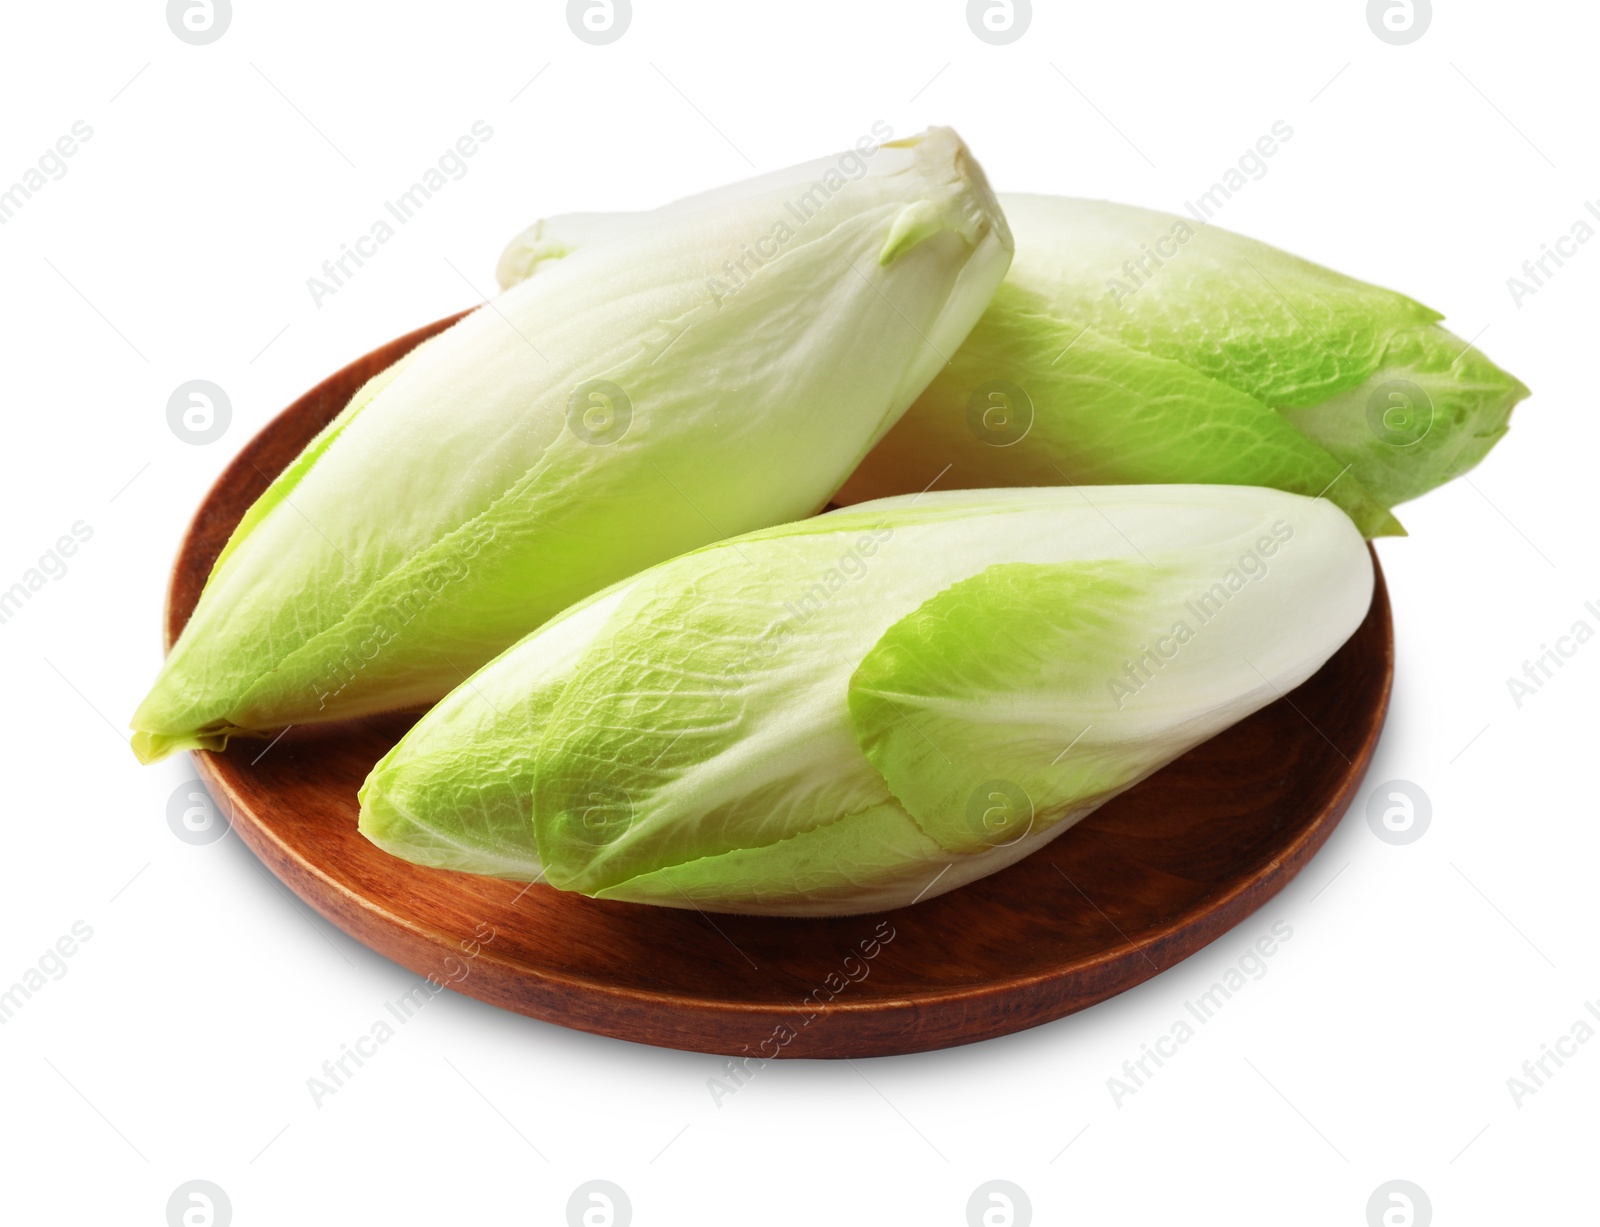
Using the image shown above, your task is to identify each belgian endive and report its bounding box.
[131,128,1012,762]
[500,194,1528,538]
[358,485,1373,916]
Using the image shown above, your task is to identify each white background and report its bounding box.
[0,1,1593,1223]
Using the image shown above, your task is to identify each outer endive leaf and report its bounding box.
[357,580,638,880]
[593,805,948,916]
[835,282,1400,536]
[1278,322,1525,511]
[847,552,1319,854]
[529,540,899,893]
[209,339,437,579]
[993,196,1435,407]
[848,560,1155,852]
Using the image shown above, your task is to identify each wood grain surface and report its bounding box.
[168,311,1394,1059]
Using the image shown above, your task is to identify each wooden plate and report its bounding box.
[173,311,1393,1059]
